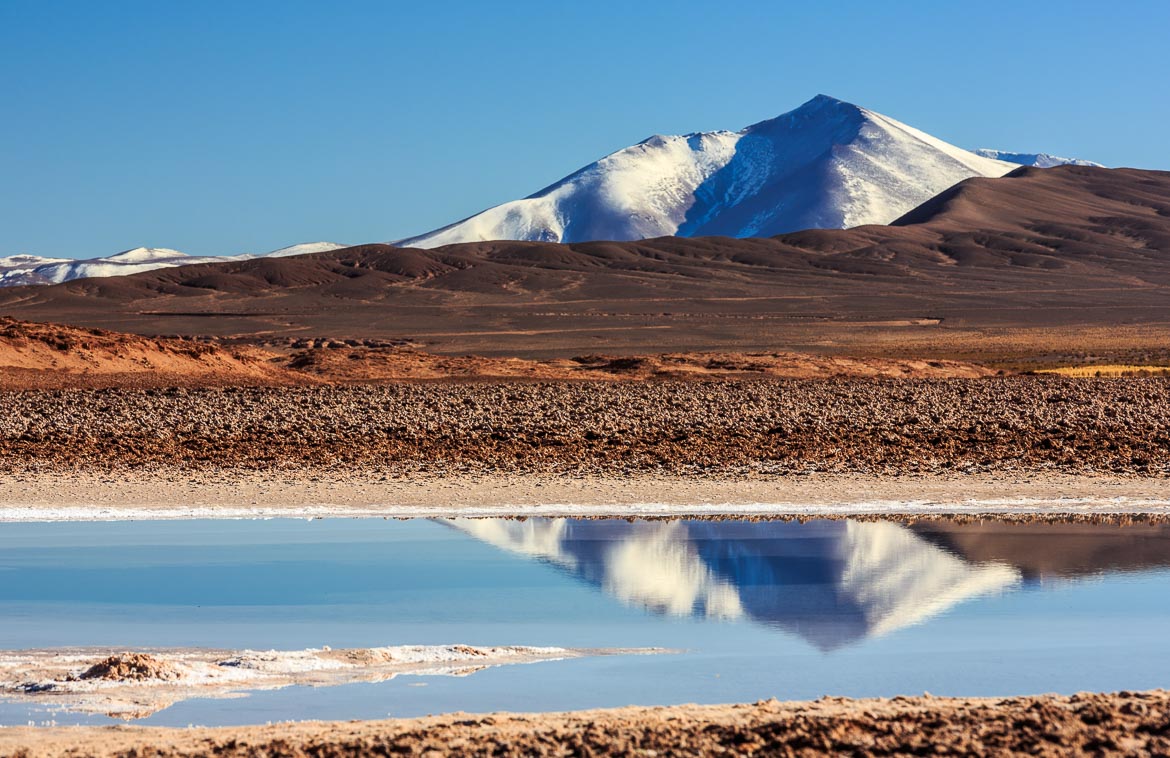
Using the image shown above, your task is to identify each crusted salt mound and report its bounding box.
[78,653,185,682]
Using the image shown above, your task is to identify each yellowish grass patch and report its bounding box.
[1039,365,1170,377]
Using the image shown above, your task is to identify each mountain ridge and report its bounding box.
[0,97,1103,288]
[973,148,1103,168]
[396,95,1016,248]
[1,165,1167,361]
[0,242,346,288]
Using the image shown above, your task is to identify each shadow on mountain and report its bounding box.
[445,519,1170,651]
[678,96,866,236]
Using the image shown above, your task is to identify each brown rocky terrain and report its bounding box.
[5,690,1169,757]
[1,167,1168,366]
[2,377,1168,475]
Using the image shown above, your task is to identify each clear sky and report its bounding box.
[2,0,1167,259]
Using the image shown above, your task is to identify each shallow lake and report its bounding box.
[2,517,1170,726]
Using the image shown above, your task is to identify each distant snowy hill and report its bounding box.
[397,95,1019,248]
[260,241,347,258]
[0,242,345,288]
[0,247,214,287]
[973,149,1103,168]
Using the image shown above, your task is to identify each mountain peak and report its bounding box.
[807,93,854,108]
[105,247,188,263]
[396,96,1018,248]
[262,242,347,258]
[743,94,867,136]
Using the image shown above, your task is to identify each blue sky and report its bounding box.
[2,0,1167,259]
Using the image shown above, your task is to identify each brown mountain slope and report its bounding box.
[2,166,1169,362]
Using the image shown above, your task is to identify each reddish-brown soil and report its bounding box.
[285,345,994,381]
[0,317,292,389]
[4,690,1169,757]
[0,317,994,389]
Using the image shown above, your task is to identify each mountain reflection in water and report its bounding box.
[445,518,1170,651]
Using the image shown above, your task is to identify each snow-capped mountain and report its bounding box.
[0,242,345,288]
[0,255,71,282]
[0,255,70,268]
[0,247,215,287]
[259,241,347,258]
[397,95,1018,247]
[445,518,1019,650]
[973,149,1103,168]
[1,99,1101,285]
[972,149,1102,168]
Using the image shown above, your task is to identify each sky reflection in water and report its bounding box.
[2,517,1169,725]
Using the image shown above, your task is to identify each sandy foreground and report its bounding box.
[1,690,1167,757]
[1,470,1169,521]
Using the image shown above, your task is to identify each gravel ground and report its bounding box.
[1,377,1169,475]
[5,690,1169,757]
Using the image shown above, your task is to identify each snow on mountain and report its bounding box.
[100,246,190,265]
[397,95,1019,248]
[452,519,746,621]
[0,243,347,287]
[261,241,347,258]
[0,255,71,286]
[0,99,1098,284]
[1,247,229,287]
[0,254,70,268]
[972,149,1103,168]
[0,247,209,287]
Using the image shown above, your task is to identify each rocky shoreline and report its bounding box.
[3,377,1169,475]
[4,690,1168,757]
[0,645,636,720]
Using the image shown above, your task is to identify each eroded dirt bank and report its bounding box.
[0,317,994,390]
[4,690,1169,757]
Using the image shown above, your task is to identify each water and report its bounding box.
[2,517,1170,726]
